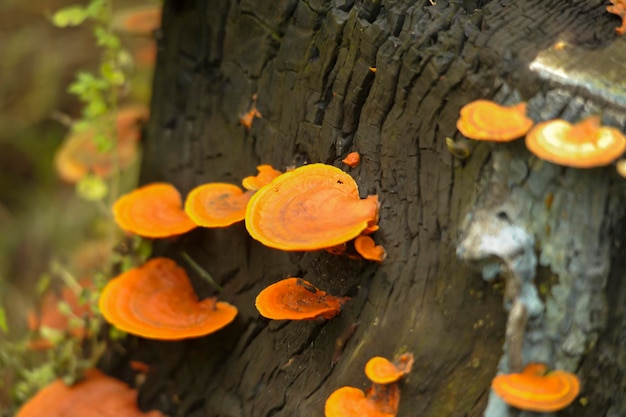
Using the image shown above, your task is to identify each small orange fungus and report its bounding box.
[364,353,414,384]
[342,152,361,168]
[325,384,400,417]
[242,165,282,191]
[240,94,262,130]
[607,0,626,34]
[354,235,386,263]
[16,369,166,417]
[245,163,379,251]
[255,277,347,320]
[113,183,196,238]
[525,116,626,168]
[54,105,148,183]
[99,257,237,340]
[456,100,534,142]
[491,363,580,412]
[185,183,253,228]
[112,6,162,35]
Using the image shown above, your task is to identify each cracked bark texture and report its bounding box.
[118,1,626,416]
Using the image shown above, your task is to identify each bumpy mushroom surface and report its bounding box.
[113,183,196,238]
[325,384,400,417]
[456,100,534,142]
[525,116,626,168]
[185,183,254,228]
[16,369,166,417]
[245,163,379,251]
[364,353,414,384]
[491,363,580,412]
[255,277,347,320]
[354,235,387,262]
[99,257,237,340]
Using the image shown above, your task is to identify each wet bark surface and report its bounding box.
[116,1,626,416]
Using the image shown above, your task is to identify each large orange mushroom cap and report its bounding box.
[184,183,254,228]
[525,116,626,168]
[325,385,400,417]
[241,165,282,191]
[113,183,197,238]
[99,257,237,340]
[491,363,580,412]
[456,100,534,142]
[16,369,166,417]
[245,163,379,251]
[364,353,414,384]
[255,277,347,320]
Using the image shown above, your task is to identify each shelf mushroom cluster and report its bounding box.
[325,353,414,417]
[456,99,626,170]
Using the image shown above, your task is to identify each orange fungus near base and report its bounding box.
[242,165,282,191]
[113,183,197,238]
[245,163,379,251]
[184,183,254,228]
[354,235,387,263]
[342,152,361,168]
[255,277,347,320]
[16,369,166,417]
[456,100,534,142]
[325,385,400,417]
[525,116,626,168]
[364,353,414,384]
[491,363,580,412]
[99,257,237,340]
[607,0,626,34]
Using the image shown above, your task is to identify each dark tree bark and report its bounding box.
[121,1,626,416]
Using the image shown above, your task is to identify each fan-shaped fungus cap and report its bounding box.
[113,183,196,238]
[456,100,534,142]
[325,384,400,417]
[354,235,387,263]
[342,152,361,168]
[491,363,580,412]
[54,105,149,183]
[99,257,237,339]
[184,183,254,228]
[245,163,379,251]
[525,116,626,168]
[255,277,347,320]
[242,165,282,191]
[364,353,414,384]
[112,6,162,35]
[16,369,166,417]
[607,0,626,34]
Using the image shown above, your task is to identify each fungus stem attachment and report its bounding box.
[180,251,223,292]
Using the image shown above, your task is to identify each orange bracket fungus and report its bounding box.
[342,151,361,168]
[245,163,379,251]
[112,6,162,35]
[325,385,400,417]
[241,164,282,191]
[255,277,348,320]
[364,353,414,385]
[99,257,237,340]
[16,369,166,417]
[525,115,626,168]
[113,183,197,238]
[607,0,626,34]
[354,235,387,263]
[456,100,534,142]
[184,183,254,228]
[491,363,580,412]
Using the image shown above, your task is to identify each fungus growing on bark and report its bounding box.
[245,163,379,251]
[113,183,196,238]
[184,183,254,228]
[112,6,162,35]
[325,384,400,417]
[354,235,387,262]
[242,165,282,191]
[240,94,262,130]
[456,100,534,142]
[491,363,580,412]
[99,257,237,339]
[364,353,414,384]
[525,116,626,168]
[607,0,626,34]
[16,369,166,417]
[54,105,148,183]
[342,152,361,168]
[255,277,347,320]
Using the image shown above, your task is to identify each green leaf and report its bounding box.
[94,26,121,49]
[52,5,88,27]
[76,175,109,202]
[100,62,125,86]
[0,304,8,334]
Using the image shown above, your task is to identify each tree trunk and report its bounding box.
[124,1,626,416]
